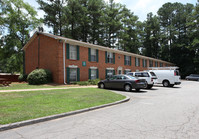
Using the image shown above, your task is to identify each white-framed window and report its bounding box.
[125,56,131,65]
[142,59,147,67]
[70,68,77,82]
[149,60,153,67]
[91,69,97,80]
[155,61,158,67]
[135,57,140,67]
[106,68,114,78]
[91,48,96,62]
[107,52,113,63]
[69,45,77,60]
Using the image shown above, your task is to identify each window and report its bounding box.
[91,49,96,62]
[155,61,158,67]
[107,52,113,63]
[160,63,163,67]
[66,44,79,60]
[125,56,131,65]
[89,48,98,62]
[135,57,140,67]
[105,51,115,64]
[89,69,98,80]
[149,60,153,67]
[142,59,147,67]
[67,67,80,83]
[116,75,127,80]
[106,69,115,78]
[135,72,149,77]
[69,45,77,60]
[69,68,77,82]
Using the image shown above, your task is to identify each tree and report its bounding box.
[37,0,66,36]
[103,0,122,48]
[118,5,140,53]
[142,13,160,58]
[0,0,40,73]
[157,2,196,77]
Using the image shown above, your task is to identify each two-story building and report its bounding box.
[23,32,173,84]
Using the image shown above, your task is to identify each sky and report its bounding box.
[24,0,197,33]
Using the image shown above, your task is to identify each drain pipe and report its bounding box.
[63,40,66,84]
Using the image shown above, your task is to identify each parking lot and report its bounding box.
[0,80,199,139]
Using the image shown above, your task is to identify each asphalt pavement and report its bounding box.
[0,80,199,139]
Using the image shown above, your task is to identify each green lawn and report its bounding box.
[0,88,125,124]
[0,83,69,90]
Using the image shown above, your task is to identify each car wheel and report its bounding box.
[147,85,153,89]
[163,80,170,87]
[99,83,105,89]
[135,89,140,92]
[124,84,131,92]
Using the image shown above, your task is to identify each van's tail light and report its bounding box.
[151,78,153,82]
[174,71,176,76]
[135,80,140,83]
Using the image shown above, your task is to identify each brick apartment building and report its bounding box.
[23,32,173,84]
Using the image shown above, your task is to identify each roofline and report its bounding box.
[23,31,173,65]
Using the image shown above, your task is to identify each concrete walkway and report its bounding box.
[0,86,97,93]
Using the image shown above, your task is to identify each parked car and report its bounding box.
[185,74,199,81]
[98,74,146,92]
[149,67,181,87]
[127,71,157,89]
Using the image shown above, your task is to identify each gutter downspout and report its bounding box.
[63,40,66,84]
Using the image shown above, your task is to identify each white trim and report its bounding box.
[106,68,114,70]
[68,65,78,68]
[63,41,66,84]
[125,69,131,71]
[90,66,97,69]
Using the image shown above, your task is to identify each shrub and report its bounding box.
[88,79,100,85]
[27,69,52,85]
[76,79,100,86]
[44,69,53,82]
[76,81,89,86]
[18,74,28,82]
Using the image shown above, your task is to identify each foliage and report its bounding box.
[18,74,28,82]
[75,79,100,86]
[0,0,41,73]
[27,69,52,85]
[88,79,100,85]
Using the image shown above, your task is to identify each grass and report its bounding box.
[0,83,70,90]
[0,88,125,125]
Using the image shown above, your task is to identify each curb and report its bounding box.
[0,95,130,132]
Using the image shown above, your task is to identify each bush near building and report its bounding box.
[27,69,52,85]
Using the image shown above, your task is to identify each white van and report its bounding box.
[149,67,181,87]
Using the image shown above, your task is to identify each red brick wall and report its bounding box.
[25,34,62,83]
